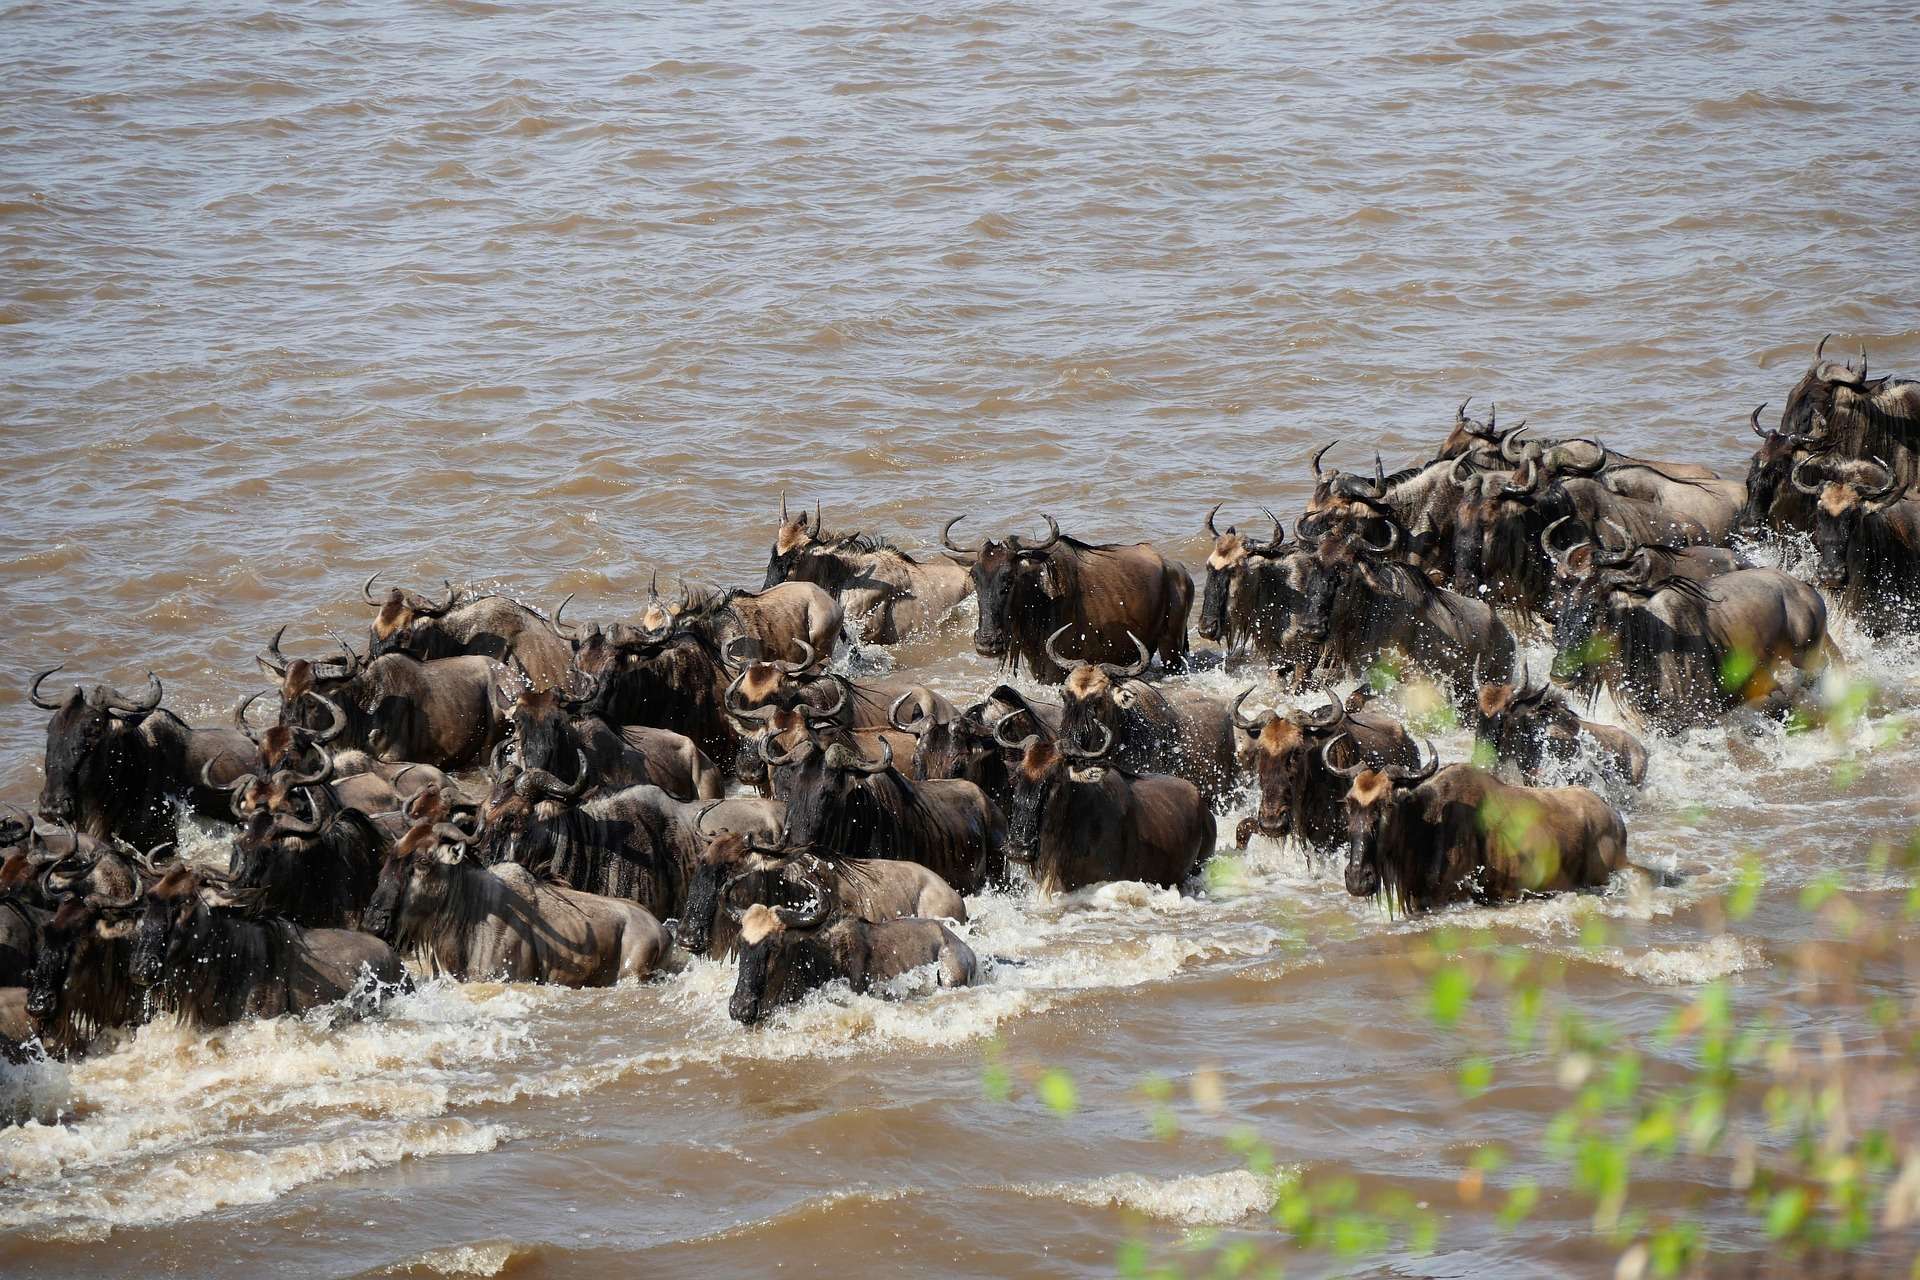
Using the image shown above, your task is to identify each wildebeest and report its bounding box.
[1004,725,1216,894]
[222,776,391,930]
[942,514,1193,682]
[364,821,666,986]
[507,685,724,802]
[895,697,1015,816]
[478,756,782,921]
[632,577,844,667]
[728,899,978,1026]
[1288,527,1517,702]
[1741,403,1830,534]
[1552,565,1834,731]
[762,497,972,643]
[30,666,255,849]
[677,832,964,958]
[362,574,574,691]
[1230,686,1418,853]
[27,895,146,1058]
[1778,336,1920,484]
[131,864,407,1030]
[779,738,1006,894]
[1795,454,1920,634]
[259,629,511,771]
[1329,745,1634,912]
[568,615,742,765]
[1471,667,1648,788]
[732,703,917,801]
[1045,628,1237,803]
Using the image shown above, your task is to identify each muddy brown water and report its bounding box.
[4,2,1920,1275]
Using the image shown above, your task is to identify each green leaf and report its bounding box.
[1037,1069,1078,1117]
[1799,872,1842,912]
[1499,1180,1539,1228]
[1765,1186,1809,1239]
[1459,1056,1494,1098]
[1429,966,1474,1028]
[1727,857,1764,921]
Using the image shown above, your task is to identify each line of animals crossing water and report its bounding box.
[2,335,1916,1072]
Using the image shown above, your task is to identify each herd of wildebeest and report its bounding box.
[2,337,1916,1070]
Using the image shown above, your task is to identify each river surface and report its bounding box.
[3,1,1920,1275]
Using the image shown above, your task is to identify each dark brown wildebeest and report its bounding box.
[505,685,724,802]
[629,577,844,667]
[731,702,916,801]
[363,575,575,692]
[678,833,965,958]
[779,738,1006,895]
[1552,563,1834,732]
[1230,686,1418,853]
[1540,517,1749,627]
[941,514,1193,683]
[1004,724,1216,895]
[721,645,954,733]
[1778,336,1920,485]
[131,864,407,1030]
[259,629,511,771]
[763,497,972,643]
[27,894,147,1058]
[477,755,782,922]
[1287,526,1517,703]
[218,765,391,930]
[1451,459,1714,618]
[1742,403,1831,534]
[364,821,666,985]
[1044,628,1237,803]
[895,697,1014,817]
[1795,455,1920,635]
[30,666,256,850]
[728,899,978,1026]
[1470,666,1648,788]
[1196,506,1289,655]
[567,614,741,765]
[1329,744,1635,913]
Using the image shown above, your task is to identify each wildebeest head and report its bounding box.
[508,686,577,778]
[362,574,462,659]
[728,895,834,1026]
[1004,723,1113,863]
[942,515,1065,661]
[1198,505,1285,642]
[721,639,823,719]
[132,863,217,987]
[363,819,475,942]
[1780,334,1880,439]
[1471,665,1569,778]
[1450,456,1557,602]
[762,493,824,589]
[1325,735,1439,898]
[900,696,1007,799]
[1285,521,1400,652]
[1794,454,1907,589]
[781,737,897,855]
[1231,686,1346,842]
[1741,403,1828,529]
[1437,399,1525,461]
[1049,627,1150,753]
[478,746,592,864]
[257,626,367,739]
[30,666,165,831]
[678,828,802,956]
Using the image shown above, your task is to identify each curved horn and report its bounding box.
[1262,507,1286,549]
[489,738,514,777]
[231,690,271,744]
[1301,683,1347,729]
[1357,520,1400,556]
[1321,733,1368,780]
[1456,397,1471,425]
[1815,333,1831,366]
[1230,688,1266,732]
[993,713,1039,751]
[1044,624,1078,672]
[940,516,977,556]
[362,572,383,605]
[1862,455,1901,504]
[307,693,346,744]
[1791,454,1827,497]
[779,491,789,524]
[758,730,806,768]
[417,580,460,618]
[520,749,593,802]
[103,672,163,717]
[320,628,362,679]
[887,691,928,736]
[837,737,894,775]
[721,635,760,672]
[1451,453,1476,485]
[1750,403,1769,440]
[1204,501,1223,538]
[1020,514,1061,552]
[1502,458,1538,497]
[28,664,68,711]
[199,754,250,794]
[723,669,778,722]
[1100,631,1151,679]
[774,639,817,675]
[1057,720,1112,762]
[774,879,832,930]
[1540,514,1588,578]
[276,745,333,788]
[1598,519,1633,555]
[1311,440,1337,478]
[1499,424,1532,463]
[1387,740,1440,784]
[1373,451,1388,496]
[550,591,579,641]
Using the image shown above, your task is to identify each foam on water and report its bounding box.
[1010,1169,1288,1226]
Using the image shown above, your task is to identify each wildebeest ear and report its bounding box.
[1113,685,1136,708]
